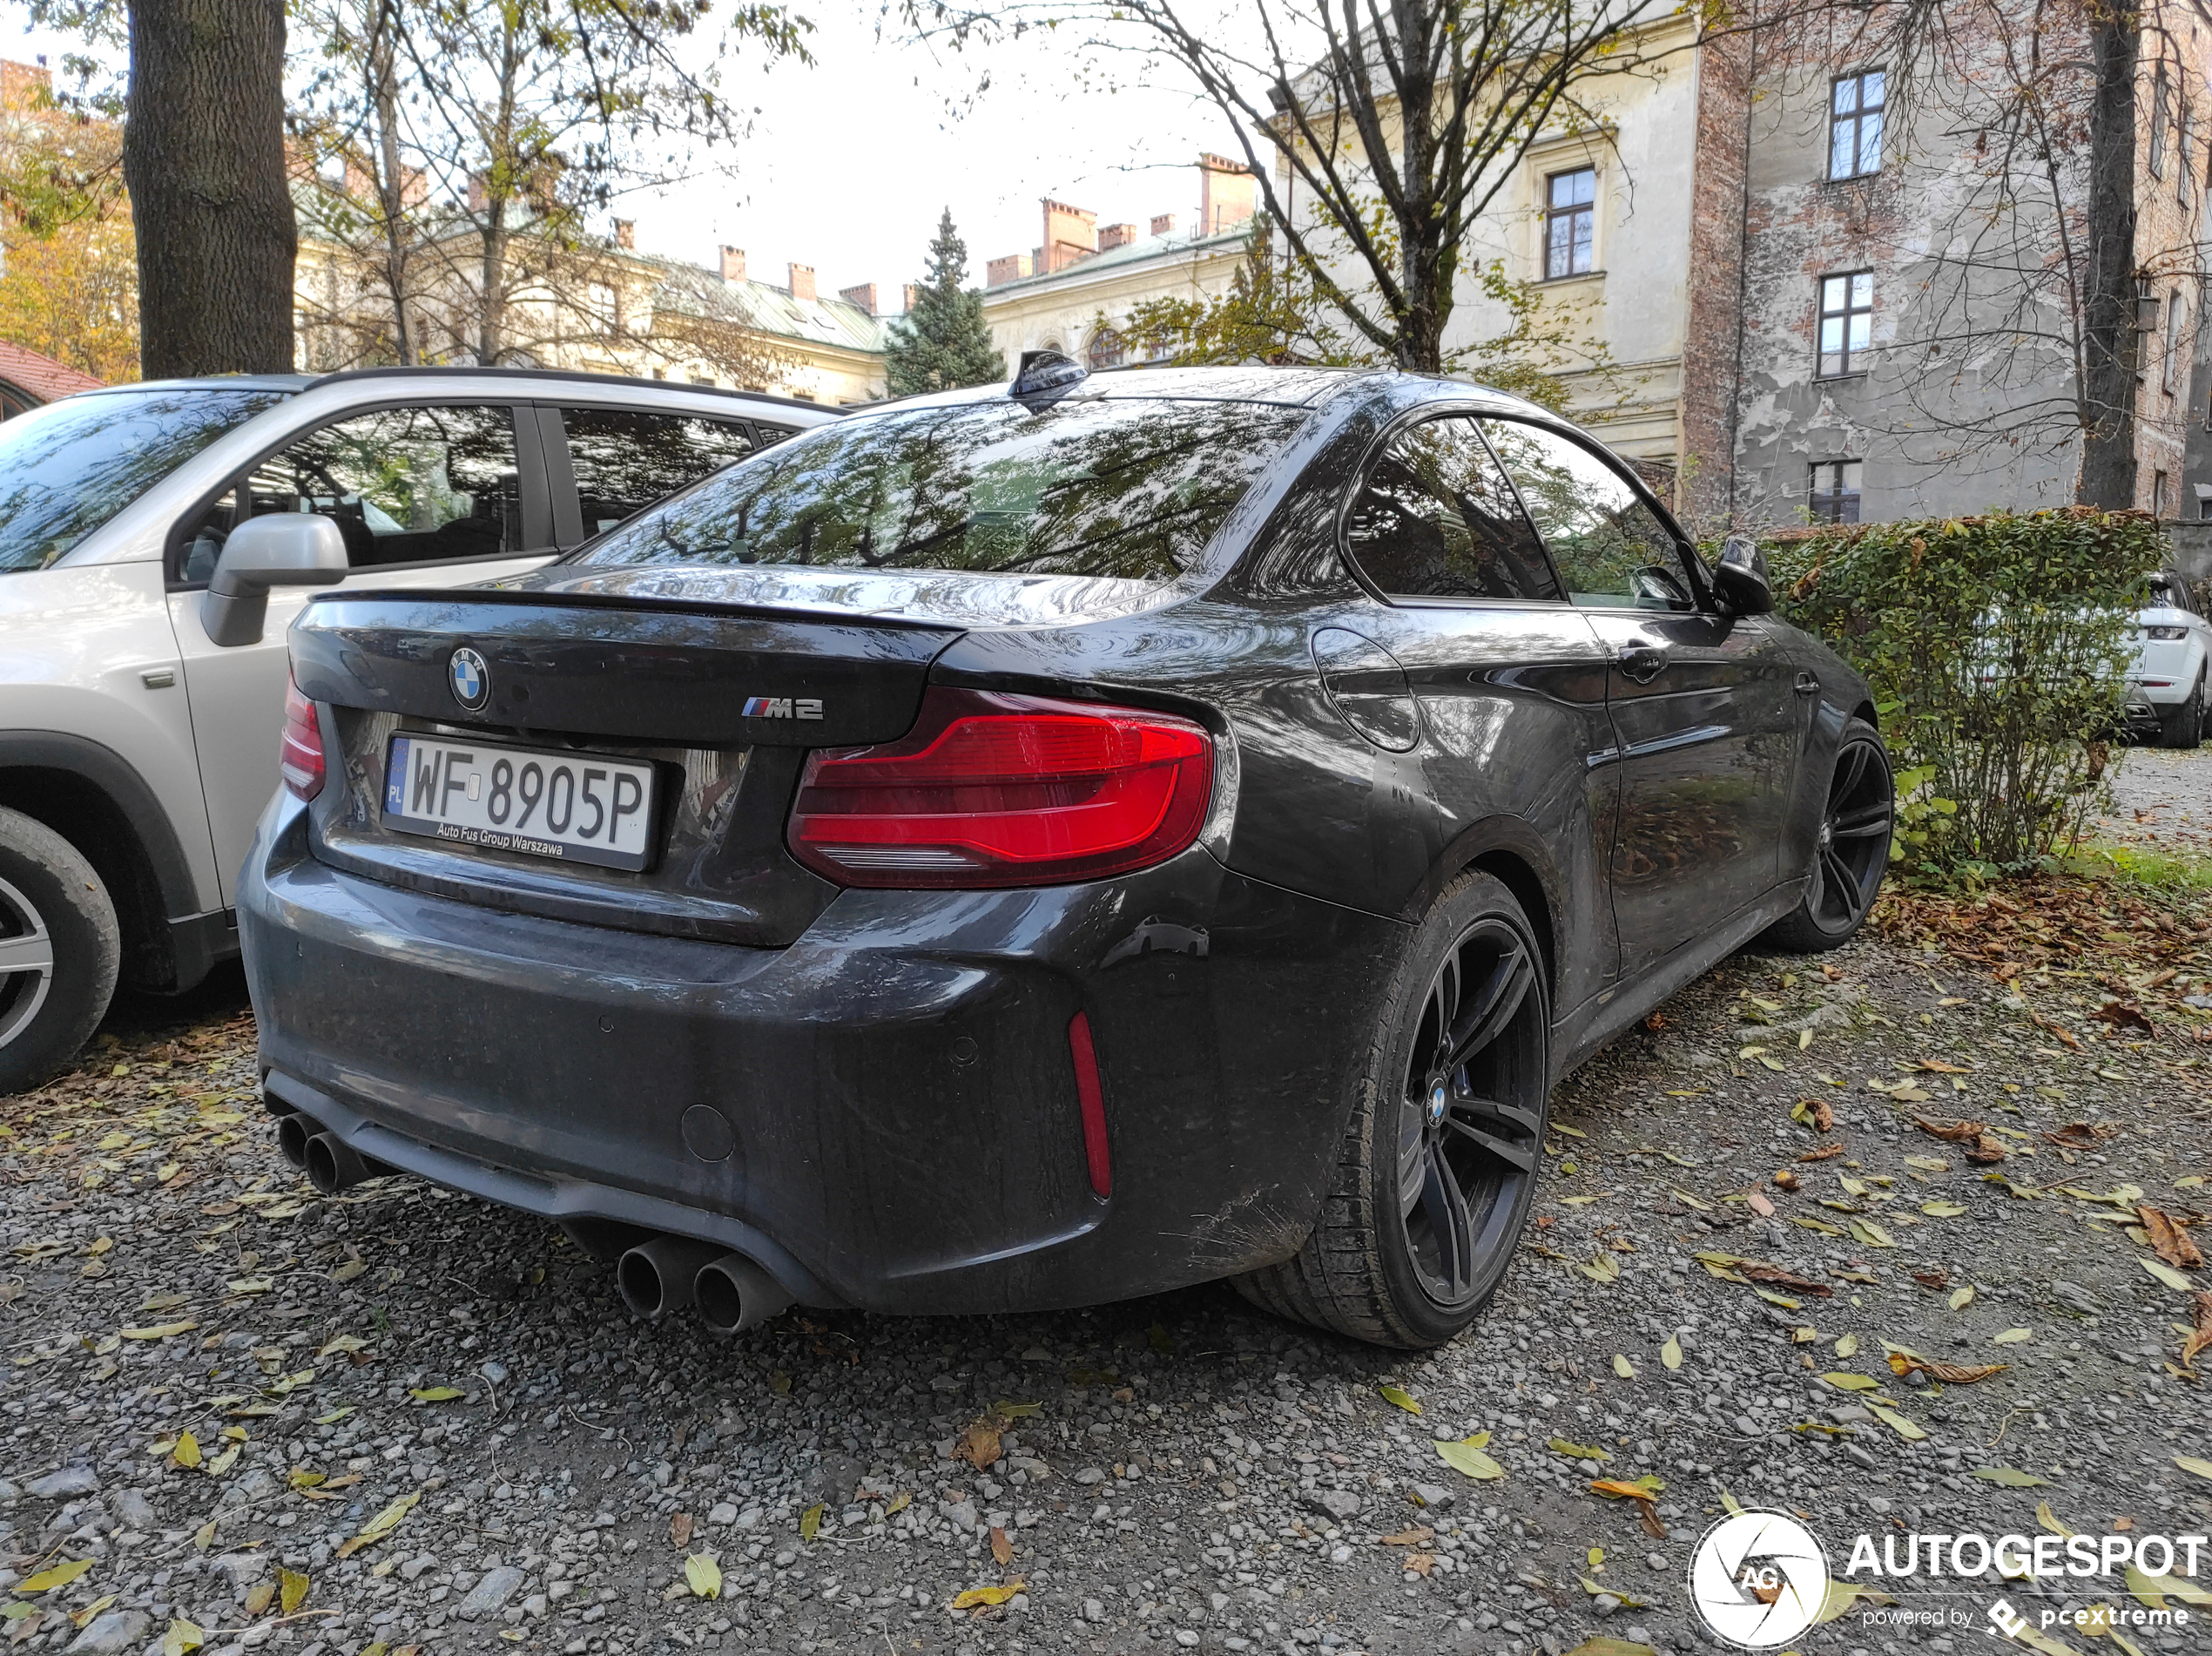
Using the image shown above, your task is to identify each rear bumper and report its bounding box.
[239,795,1405,1315]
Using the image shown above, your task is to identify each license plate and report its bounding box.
[381,733,658,871]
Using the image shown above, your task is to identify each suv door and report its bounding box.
[538,403,759,547]
[1482,418,1800,982]
[165,401,557,906]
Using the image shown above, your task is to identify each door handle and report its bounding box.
[1618,643,1668,685]
[1795,671,1821,697]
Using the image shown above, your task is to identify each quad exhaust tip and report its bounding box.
[275,1112,314,1171]
[615,1235,795,1332]
[302,1129,391,1196]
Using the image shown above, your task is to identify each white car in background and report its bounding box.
[2126,569,2212,748]
[0,368,836,1092]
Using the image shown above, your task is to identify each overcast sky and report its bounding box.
[0,1,1248,305]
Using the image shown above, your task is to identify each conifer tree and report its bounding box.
[887,208,1004,395]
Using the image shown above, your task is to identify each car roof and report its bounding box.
[861,363,1552,419]
[78,366,836,417]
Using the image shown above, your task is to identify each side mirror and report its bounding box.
[1711,533,1773,616]
[200,514,348,646]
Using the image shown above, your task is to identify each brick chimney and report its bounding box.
[1098,222,1138,252]
[789,262,815,301]
[1150,213,1177,237]
[1041,199,1098,272]
[839,282,877,314]
[902,284,918,313]
[719,246,746,282]
[614,219,635,250]
[1198,153,1257,235]
[986,253,1033,287]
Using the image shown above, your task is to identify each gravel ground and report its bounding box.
[3,882,2212,1656]
[2099,744,2212,849]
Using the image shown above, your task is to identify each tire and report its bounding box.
[1761,718,1893,954]
[1233,870,1550,1348]
[0,807,120,1095]
[2159,678,2203,749]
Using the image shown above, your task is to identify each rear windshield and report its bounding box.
[569,395,1312,584]
[0,388,286,573]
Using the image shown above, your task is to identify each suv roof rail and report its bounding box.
[299,364,837,416]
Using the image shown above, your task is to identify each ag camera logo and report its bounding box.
[1688,1509,1831,1649]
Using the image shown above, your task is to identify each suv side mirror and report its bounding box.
[201,514,348,647]
[1711,534,1773,616]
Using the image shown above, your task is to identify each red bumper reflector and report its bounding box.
[1069,1010,1111,1200]
[280,673,326,801]
[788,686,1212,889]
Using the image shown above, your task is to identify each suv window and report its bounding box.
[180,404,521,582]
[1482,420,1692,612]
[1344,416,1559,602]
[558,407,754,537]
[0,388,285,574]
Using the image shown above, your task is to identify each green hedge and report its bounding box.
[1764,509,2164,874]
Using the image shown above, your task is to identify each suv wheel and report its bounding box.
[1234,870,1549,1348]
[2160,674,2205,750]
[1761,719,1893,953]
[0,807,119,1095]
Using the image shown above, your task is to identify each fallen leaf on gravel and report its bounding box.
[1846,1218,1897,1248]
[1835,1333,1858,1357]
[950,1583,1023,1612]
[122,1321,195,1341]
[2141,1207,2205,1269]
[1772,1169,1801,1192]
[954,1420,1001,1468]
[2179,1294,2212,1372]
[1922,1201,1968,1218]
[1866,1402,1927,1441]
[1379,1384,1422,1413]
[669,1513,692,1549]
[1911,1269,1949,1291]
[205,1443,239,1477]
[1994,1328,2033,1344]
[1746,1191,1774,1217]
[682,1554,720,1599]
[1886,1348,2006,1383]
[2093,999,2154,1033]
[1950,1285,1976,1310]
[1377,1525,1434,1546]
[14,1560,91,1593]
[1612,1355,1635,1378]
[160,1620,202,1656]
[2174,1457,2212,1482]
[1579,1253,1622,1284]
[1660,1335,1682,1370]
[335,1490,420,1558]
[1435,1433,1504,1480]
[169,1431,199,1469]
[2045,1122,2119,1148]
[990,1525,1013,1567]
[799,1503,823,1541]
[1971,1467,2048,1488]
[330,1259,366,1282]
[316,1335,368,1359]
[1589,1475,1665,1500]
[408,1387,462,1403]
[1549,1438,1613,1462]
[2128,1563,2212,1609]
[1824,1372,1879,1390]
[1791,1098,1835,1132]
[2141,1257,2195,1292]
[1561,1639,1662,1656]
[1791,1214,1844,1235]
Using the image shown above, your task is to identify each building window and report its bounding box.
[1809,460,1863,524]
[2152,63,2171,179]
[1542,167,1596,280]
[1817,272,1874,377]
[2155,470,2169,517]
[2181,103,2195,203]
[1087,327,1125,369]
[2200,490,2212,522]
[1829,71,1885,179]
[2166,289,2185,392]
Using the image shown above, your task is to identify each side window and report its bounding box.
[1481,420,1693,612]
[558,407,755,536]
[1343,416,1561,602]
[178,404,520,582]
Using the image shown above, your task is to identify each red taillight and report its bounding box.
[788,686,1213,888]
[280,674,326,801]
[1068,1011,1112,1199]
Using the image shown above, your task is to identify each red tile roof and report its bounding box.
[0,340,105,405]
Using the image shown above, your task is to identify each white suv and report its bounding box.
[0,368,836,1090]
[2126,569,2212,749]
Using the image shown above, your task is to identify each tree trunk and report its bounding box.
[476,209,510,365]
[370,14,415,366]
[124,0,297,378]
[2079,9,2139,509]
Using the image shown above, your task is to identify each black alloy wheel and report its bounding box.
[1235,870,1550,1347]
[1395,920,1544,1308]
[1764,717,1893,953]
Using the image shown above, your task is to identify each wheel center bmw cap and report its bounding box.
[448,647,490,711]
[1427,1083,1448,1125]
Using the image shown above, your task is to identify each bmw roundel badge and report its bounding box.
[448,646,490,711]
